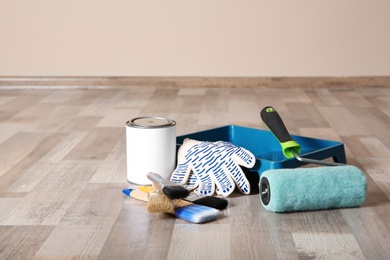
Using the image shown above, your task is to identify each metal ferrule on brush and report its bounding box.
[147,172,190,200]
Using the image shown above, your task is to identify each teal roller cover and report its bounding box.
[260,165,367,213]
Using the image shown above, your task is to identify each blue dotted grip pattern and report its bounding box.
[170,139,255,196]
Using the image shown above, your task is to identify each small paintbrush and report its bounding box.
[147,172,190,200]
[122,188,174,213]
[185,195,228,210]
[122,188,220,224]
[147,190,175,213]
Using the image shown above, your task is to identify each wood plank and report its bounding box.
[0,225,54,260]
[292,233,365,259]
[229,194,280,259]
[98,200,175,259]
[0,132,65,180]
[1,76,389,89]
[0,81,389,259]
[89,136,127,184]
[35,224,111,258]
[167,224,230,259]
[64,127,123,160]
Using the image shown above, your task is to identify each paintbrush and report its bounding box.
[122,188,220,223]
[122,187,174,213]
[147,172,190,199]
[147,190,175,213]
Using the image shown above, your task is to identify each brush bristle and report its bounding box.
[174,204,220,224]
[189,196,228,210]
[162,186,190,200]
[146,191,175,213]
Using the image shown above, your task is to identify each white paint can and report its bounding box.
[126,116,176,185]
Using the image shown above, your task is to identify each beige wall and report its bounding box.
[1,0,390,77]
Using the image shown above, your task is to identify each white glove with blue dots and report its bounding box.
[170,138,256,197]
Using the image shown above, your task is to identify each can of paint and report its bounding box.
[126,116,176,185]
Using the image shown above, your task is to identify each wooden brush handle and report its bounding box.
[129,189,149,202]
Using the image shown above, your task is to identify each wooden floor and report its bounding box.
[0,82,389,259]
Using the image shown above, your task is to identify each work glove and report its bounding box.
[170,138,256,197]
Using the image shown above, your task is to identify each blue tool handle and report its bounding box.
[260,106,300,159]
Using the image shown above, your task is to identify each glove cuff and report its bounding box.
[182,138,202,148]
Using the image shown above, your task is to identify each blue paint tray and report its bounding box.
[176,125,346,175]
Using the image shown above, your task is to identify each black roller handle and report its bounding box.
[260,106,301,159]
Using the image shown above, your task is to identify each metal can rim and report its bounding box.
[126,116,176,129]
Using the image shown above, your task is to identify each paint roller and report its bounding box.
[259,106,367,212]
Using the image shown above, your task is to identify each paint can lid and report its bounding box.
[127,116,176,128]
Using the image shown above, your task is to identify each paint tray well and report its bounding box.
[176,125,346,175]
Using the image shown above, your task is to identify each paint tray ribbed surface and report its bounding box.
[176,125,346,175]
